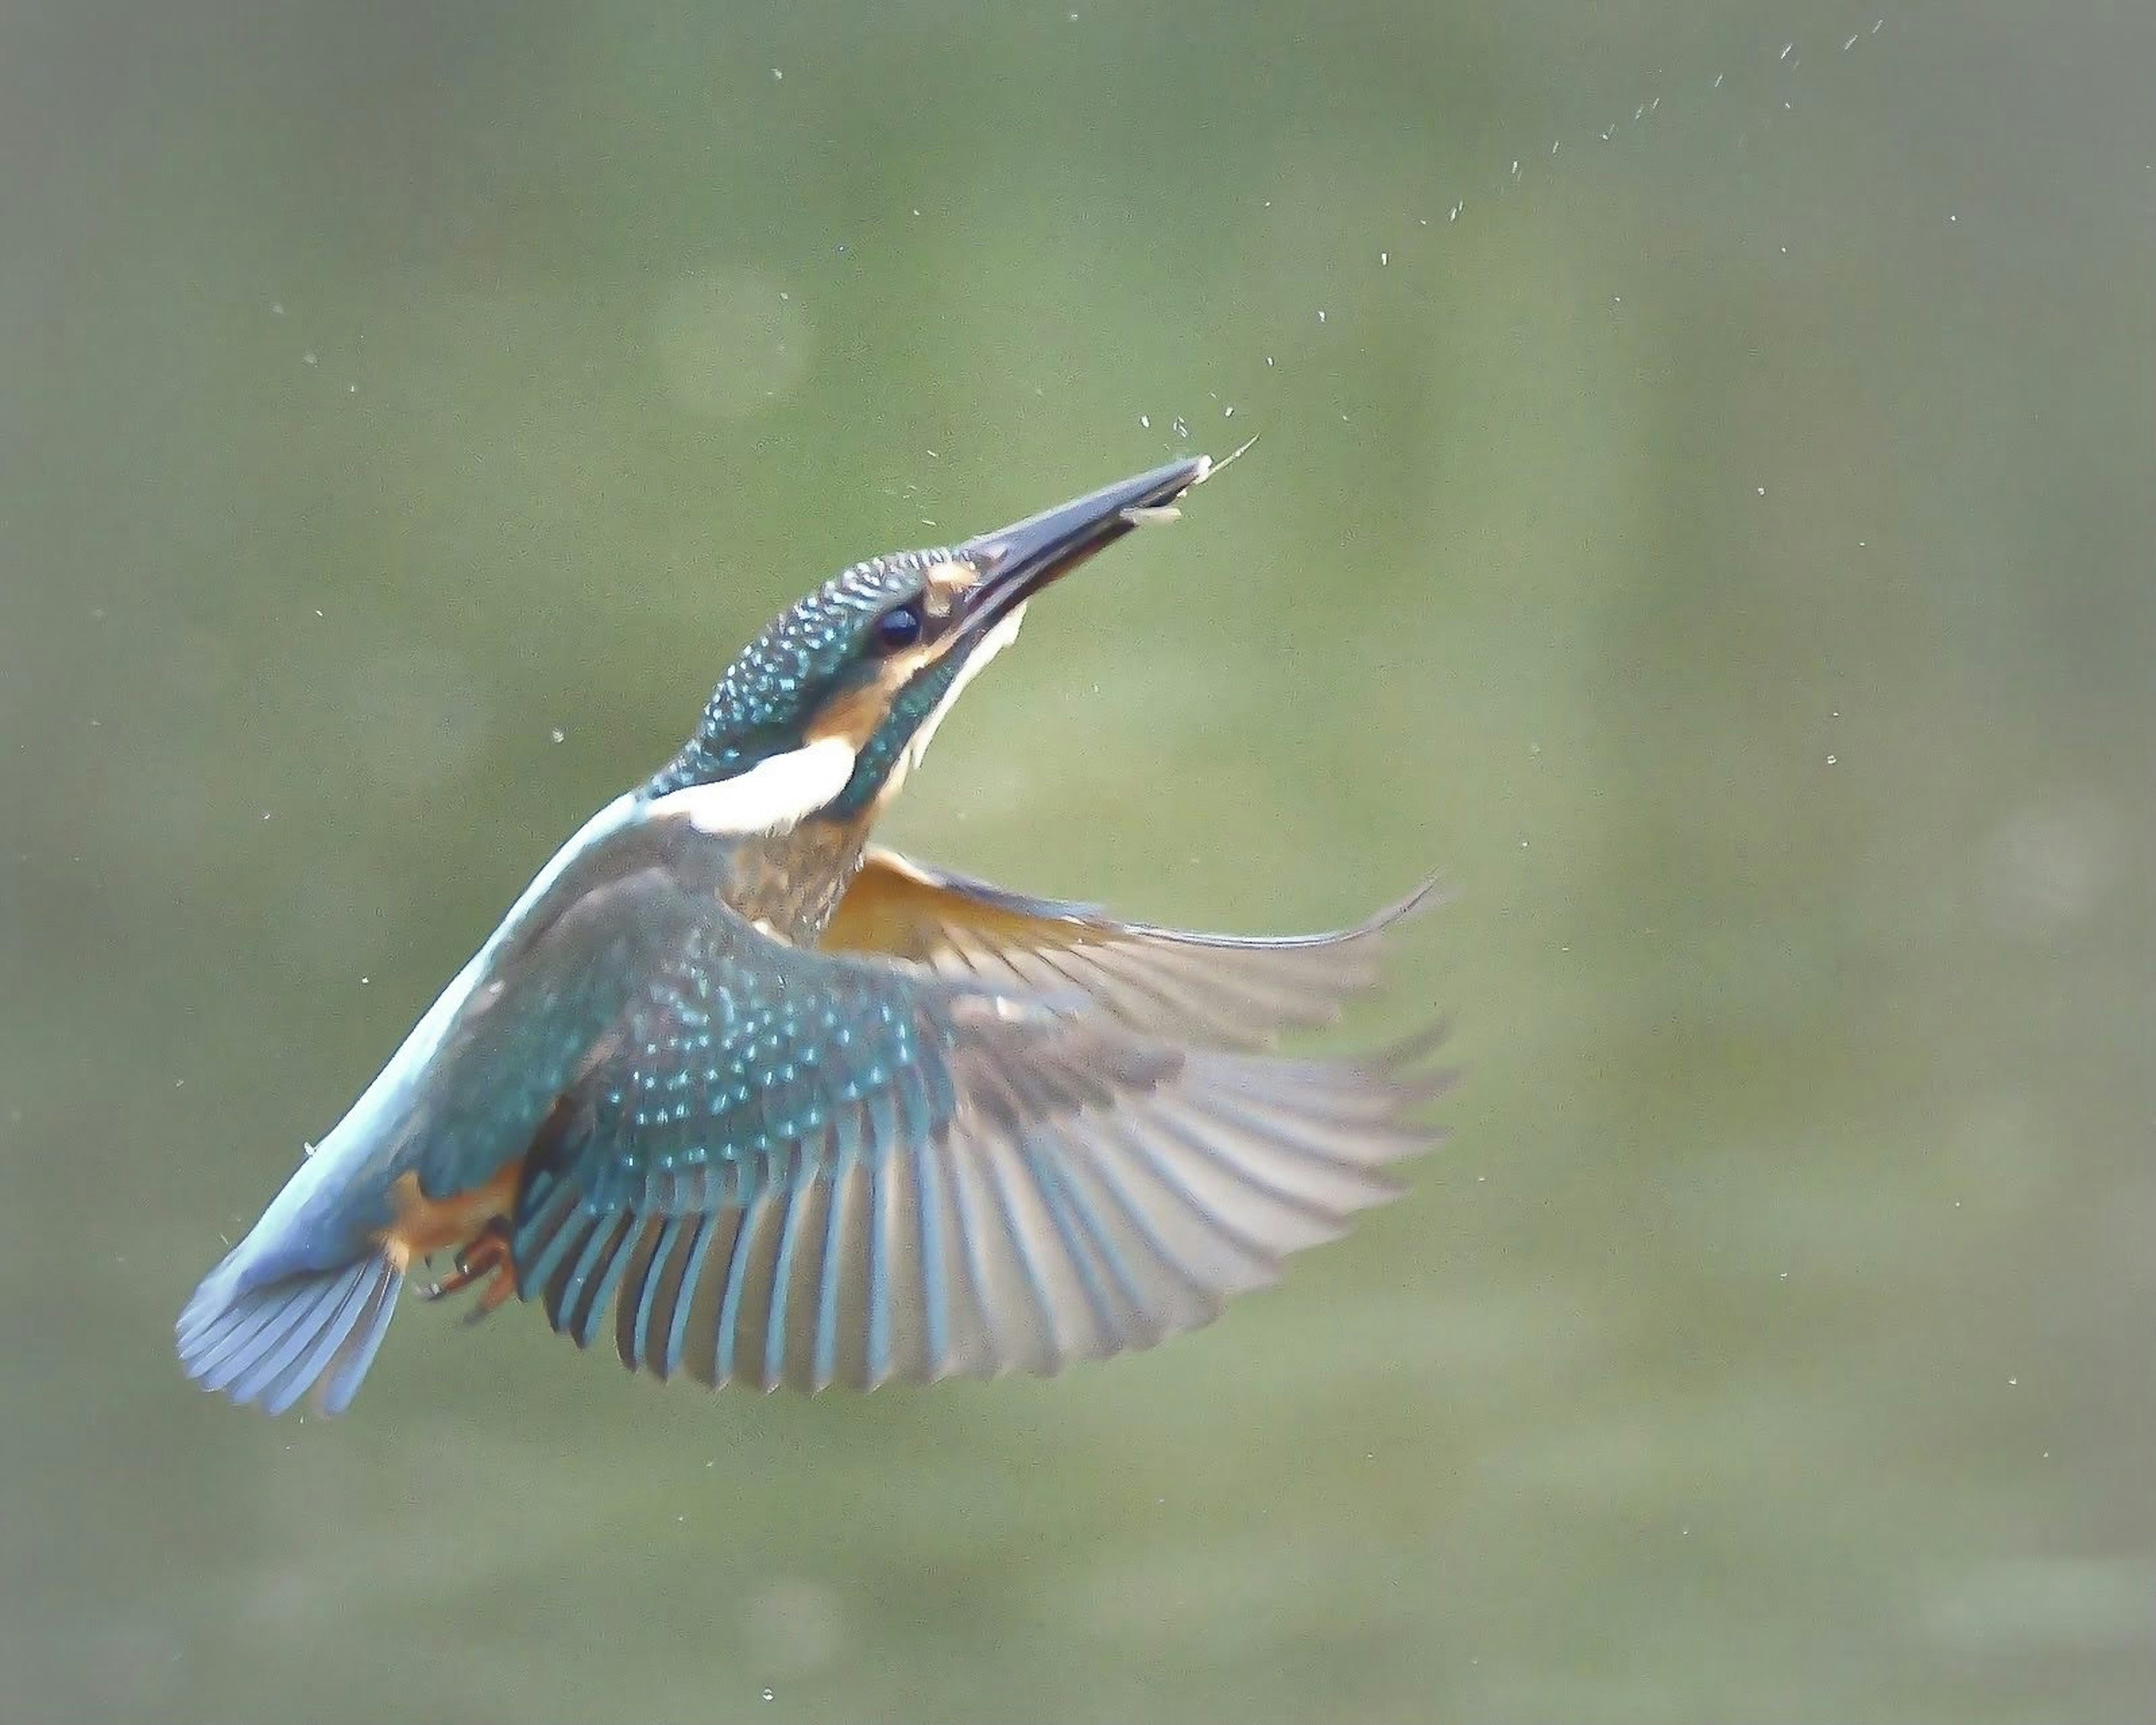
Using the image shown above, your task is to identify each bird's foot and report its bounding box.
[420,1222,518,1324]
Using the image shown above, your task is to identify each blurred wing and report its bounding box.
[504,907,1447,1394]
[175,793,741,1421]
[391,797,748,1207]
[821,847,1444,1049]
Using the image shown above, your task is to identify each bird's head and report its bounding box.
[645,454,1230,833]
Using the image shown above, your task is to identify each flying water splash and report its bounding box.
[1116,13,1900,448]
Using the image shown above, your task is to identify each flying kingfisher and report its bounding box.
[176,453,1447,1416]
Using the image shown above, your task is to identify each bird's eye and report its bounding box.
[874,603,924,652]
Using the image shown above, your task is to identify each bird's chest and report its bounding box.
[718,815,872,946]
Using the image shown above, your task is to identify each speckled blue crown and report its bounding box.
[645,548,957,800]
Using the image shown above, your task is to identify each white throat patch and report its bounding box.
[653,734,860,837]
[883,601,1027,802]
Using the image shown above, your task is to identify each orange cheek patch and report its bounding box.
[801,566,978,754]
[807,677,901,751]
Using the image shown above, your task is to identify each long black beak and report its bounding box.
[958,455,1214,626]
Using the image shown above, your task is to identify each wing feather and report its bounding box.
[400,821,1451,1393]
[820,847,1442,1048]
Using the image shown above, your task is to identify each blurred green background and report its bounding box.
[6,1,2155,1720]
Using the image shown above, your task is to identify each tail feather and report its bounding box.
[316,1267,400,1414]
[214,1262,365,1403]
[176,1251,403,1416]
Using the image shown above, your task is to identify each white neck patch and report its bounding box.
[883,601,1028,802]
[652,734,860,837]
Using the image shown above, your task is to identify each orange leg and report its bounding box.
[379,1163,525,1323]
[419,1222,520,1324]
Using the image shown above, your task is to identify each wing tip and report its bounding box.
[1375,871,1453,929]
[1367,1017,1459,1094]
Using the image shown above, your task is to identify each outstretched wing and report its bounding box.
[502,886,1446,1394]
[820,847,1444,1048]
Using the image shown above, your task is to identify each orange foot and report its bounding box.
[420,1222,519,1324]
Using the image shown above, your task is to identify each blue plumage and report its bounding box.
[647,551,951,797]
[177,1251,399,1416]
[177,455,1446,1416]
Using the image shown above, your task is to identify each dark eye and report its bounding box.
[874,602,924,652]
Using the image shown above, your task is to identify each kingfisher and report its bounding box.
[176,453,1447,1417]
